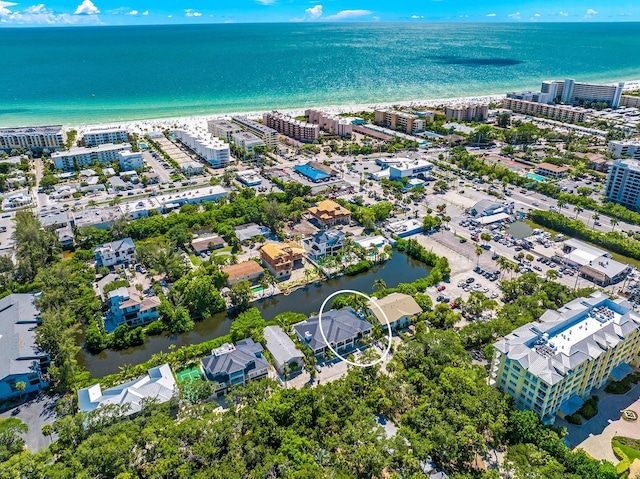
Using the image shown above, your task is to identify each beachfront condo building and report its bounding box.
[263,111,320,143]
[604,158,640,211]
[374,109,426,134]
[52,143,132,170]
[304,109,354,137]
[542,79,625,108]
[118,150,144,170]
[620,95,640,109]
[490,292,640,424]
[231,131,265,155]
[502,98,587,123]
[444,104,488,122]
[208,119,241,142]
[231,116,279,148]
[173,127,230,168]
[83,127,129,147]
[608,140,640,160]
[0,125,64,153]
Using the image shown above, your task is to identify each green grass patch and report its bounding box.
[189,254,202,266]
[605,372,640,394]
[613,438,640,463]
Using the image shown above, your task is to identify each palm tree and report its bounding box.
[373,278,386,292]
[557,198,567,210]
[611,218,619,232]
[42,424,54,443]
[573,206,584,219]
[592,212,600,230]
[15,381,26,400]
[475,244,484,266]
[546,269,559,281]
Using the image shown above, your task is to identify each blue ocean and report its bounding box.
[1,22,640,126]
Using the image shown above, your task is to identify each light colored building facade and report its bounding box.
[221,260,265,286]
[201,339,269,397]
[118,150,144,170]
[374,109,426,134]
[556,238,630,286]
[444,104,488,122]
[78,364,176,415]
[105,287,161,332]
[260,242,304,278]
[620,95,640,109]
[231,131,265,154]
[604,158,640,211]
[304,109,354,136]
[490,292,640,424]
[367,292,422,331]
[173,127,230,168]
[231,116,279,148]
[0,294,50,403]
[94,237,136,268]
[502,98,587,123]
[506,91,554,104]
[303,229,345,261]
[535,162,570,179]
[0,125,64,153]
[608,140,640,160]
[52,143,132,170]
[308,199,351,227]
[263,325,304,377]
[208,119,241,142]
[544,79,625,108]
[263,111,320,143]
[388,159,434,179]
[83,127,129,147]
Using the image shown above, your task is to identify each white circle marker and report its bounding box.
[317,289,392,368]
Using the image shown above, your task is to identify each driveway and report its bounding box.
[0,393,60,451]
[558,383,640,463]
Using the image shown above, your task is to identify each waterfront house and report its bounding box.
[77,364,176,416]
[260,242,304,279]
[104,287,160,333]
[294,307,372,360]
[200,339,269,396]
[302,229,345,261]
[367,292,422,331]
[0,294,50,403]
[94,237,136,268]
[221,260,265,286]
[263,325,304,377]
[308,200,351,227]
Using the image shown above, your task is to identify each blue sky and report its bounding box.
[1,0,639,26]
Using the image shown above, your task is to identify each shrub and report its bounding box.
[577,396,599,420]
[613,446,630,475]
[566,413,582,425]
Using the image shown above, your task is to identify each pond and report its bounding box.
[79,250,431,378]
[506,221,534,239]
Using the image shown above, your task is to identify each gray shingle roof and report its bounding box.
[263,326,303,368]
[201,339,268,376]
[294,308,372,351]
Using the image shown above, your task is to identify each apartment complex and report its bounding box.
[604,159,640,210]
[608,140,640,160]
[117,150,144,170]
[231,116,279,148]
[620,95,640,109]
[52,143,132,170]
[490,292,640,424]
[502,98,587,123]
[543,79,625,108]
[260,241,304,278]
[304,109,354,137]
[506,91,555,105]
[173,127,230,168]
[231,131,265,154]
[83,127,129,147]
[535,162,570,179]
[207,119,241,142]
[0,125,64,153]
[263,111,320,143]
[444,104,488,122]
[374,109,426,134]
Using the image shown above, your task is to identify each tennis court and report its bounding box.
[176,366,204,383]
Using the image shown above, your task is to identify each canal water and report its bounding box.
[79,251,431,377]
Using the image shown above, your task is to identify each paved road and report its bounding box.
[0,394,59,452]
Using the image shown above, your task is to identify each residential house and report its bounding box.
[221,261,265,286]
[234,223,272,244]
[200,339,269,396]
[308,200,351,227]
[303,229,345,261]
[94,238,136,268]
[0,294,50,402]
[367,292,422,331]
[56,226,75,249]
[294,307,372,360]
[263,326,304,377]
[93,273,122,300]
[104,287,161,332]
[77,364,177,416]
[191,235,225,256]
[260,242,304,279]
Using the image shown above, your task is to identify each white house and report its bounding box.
[94,238,136,268]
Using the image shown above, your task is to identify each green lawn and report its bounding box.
[189,254,202,266]
[613,439,640,463]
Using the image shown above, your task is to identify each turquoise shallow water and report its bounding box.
[1,22,640,127]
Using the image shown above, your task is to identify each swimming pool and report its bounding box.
[525,173,547,182]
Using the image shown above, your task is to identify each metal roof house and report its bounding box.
[294,307,372,360]
[263,325,304,377]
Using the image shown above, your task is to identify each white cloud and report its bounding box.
[486,13,496,17]
[585,8,598,16]
[534,13,540,17]
[508,12,520,19]
[305,4,322,18]
[459,14,469,18]
[411,15,424,19]
[1,2,101,24]
[167,14,172,18]
[255,0,275,4]
[0,1,17,16]
[74,0,100,15]
[184,9,202,17]
[559,11,568,16]
[24,3,46,13]
[128,9,138,15]
[141,10,148,15]
[325,9,372,20]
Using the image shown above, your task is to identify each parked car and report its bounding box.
[466,277,475,284]
[437,285,446,291]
